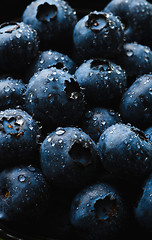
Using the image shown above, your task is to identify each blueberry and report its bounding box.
[26,49,76,81]
[104,0,152,47]
[40,127,100,189]
[73,10,124,62]
[80,107,121,143]
[25,67,86,131]
[0,21,39,76]
[0,76,26,110]
[70,182,130,240]
[98,123,152,179]
[120,74,152,129]
[115,42,152,84]
[0,165,50,224]
[134,171,152,232]
[74,58,127,108]
[0,109,41,169]
[22,0,77,51]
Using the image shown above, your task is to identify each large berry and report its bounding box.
[98,123,152,179]
[0,165,50,223]
[115,42,152,83]
[26,49,76,81]
[73,11,125,62]
[120,74,152,129]
[75,58,127,108]
[0,21,39,76]
[0,109,41,169]
[25,67,86,131]
[80,107,121,143]
[40,127,100,189]
[22,0,77,51]
[104,0,152,47]
[70,182,130,240]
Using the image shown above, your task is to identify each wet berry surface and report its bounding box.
[0,0,152,240]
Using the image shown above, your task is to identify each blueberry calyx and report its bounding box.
[0,22,20,34]
[64,78,82,100]
[69,142,93,168]
[36,2,58,23]
[90,59,112,71]
[131,126,149,142]
[94,196,117,222]
[85,12,107,33]
[0,115,25,138]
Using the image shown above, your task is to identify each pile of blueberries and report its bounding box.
[1,0,152,239]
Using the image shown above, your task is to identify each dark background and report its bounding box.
[0,0,111,23]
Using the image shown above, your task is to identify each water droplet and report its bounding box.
[15,116,25,125]
[48,94,54,103]
[16,32,22,38]
[56,127,65,136]
[40,58,44,64]
[47,137,52,142]
[27,165,35,172]
[126,49,134,57]
[70,92,79,100]
[149,88,152,95]
[4,86,11,92]
[101,120,106,126]
[18,175,26,182]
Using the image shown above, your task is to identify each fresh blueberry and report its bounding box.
[98,123,152,180]
[0,21,39,77]
[22,0,77,51]
[120,74,152,129]
[40,127,101,189]
[115,42,152,84]
[26,49,76,81]
[70,182,130,240]
[73,10,124,62]
[0,165,50,225]
[0,109,41,169]
[74,58,127,108]
[25,67,86,131]
[80,107,121,143]
[104,0,152,47]
[134,171,152,232]
[0,76,26,110]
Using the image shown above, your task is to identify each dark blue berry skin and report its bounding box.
[0,109,41,169]
[104,0,152,47]
[120,74,152,129]
[0,22,39,76]
[40,127,101,190]
[0,165,50,224]
[0,76,26,110]
[25,67,86,131]
[80,107,121,143]
[70,182,130,240]
[144,126,152,143]
[26,49,76,81]
[116,42,152,81]
[22,0,77,51]
[134,172,152,232]
[74,58,127,108]
[73,11,124,62]
[98,123,152,180]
